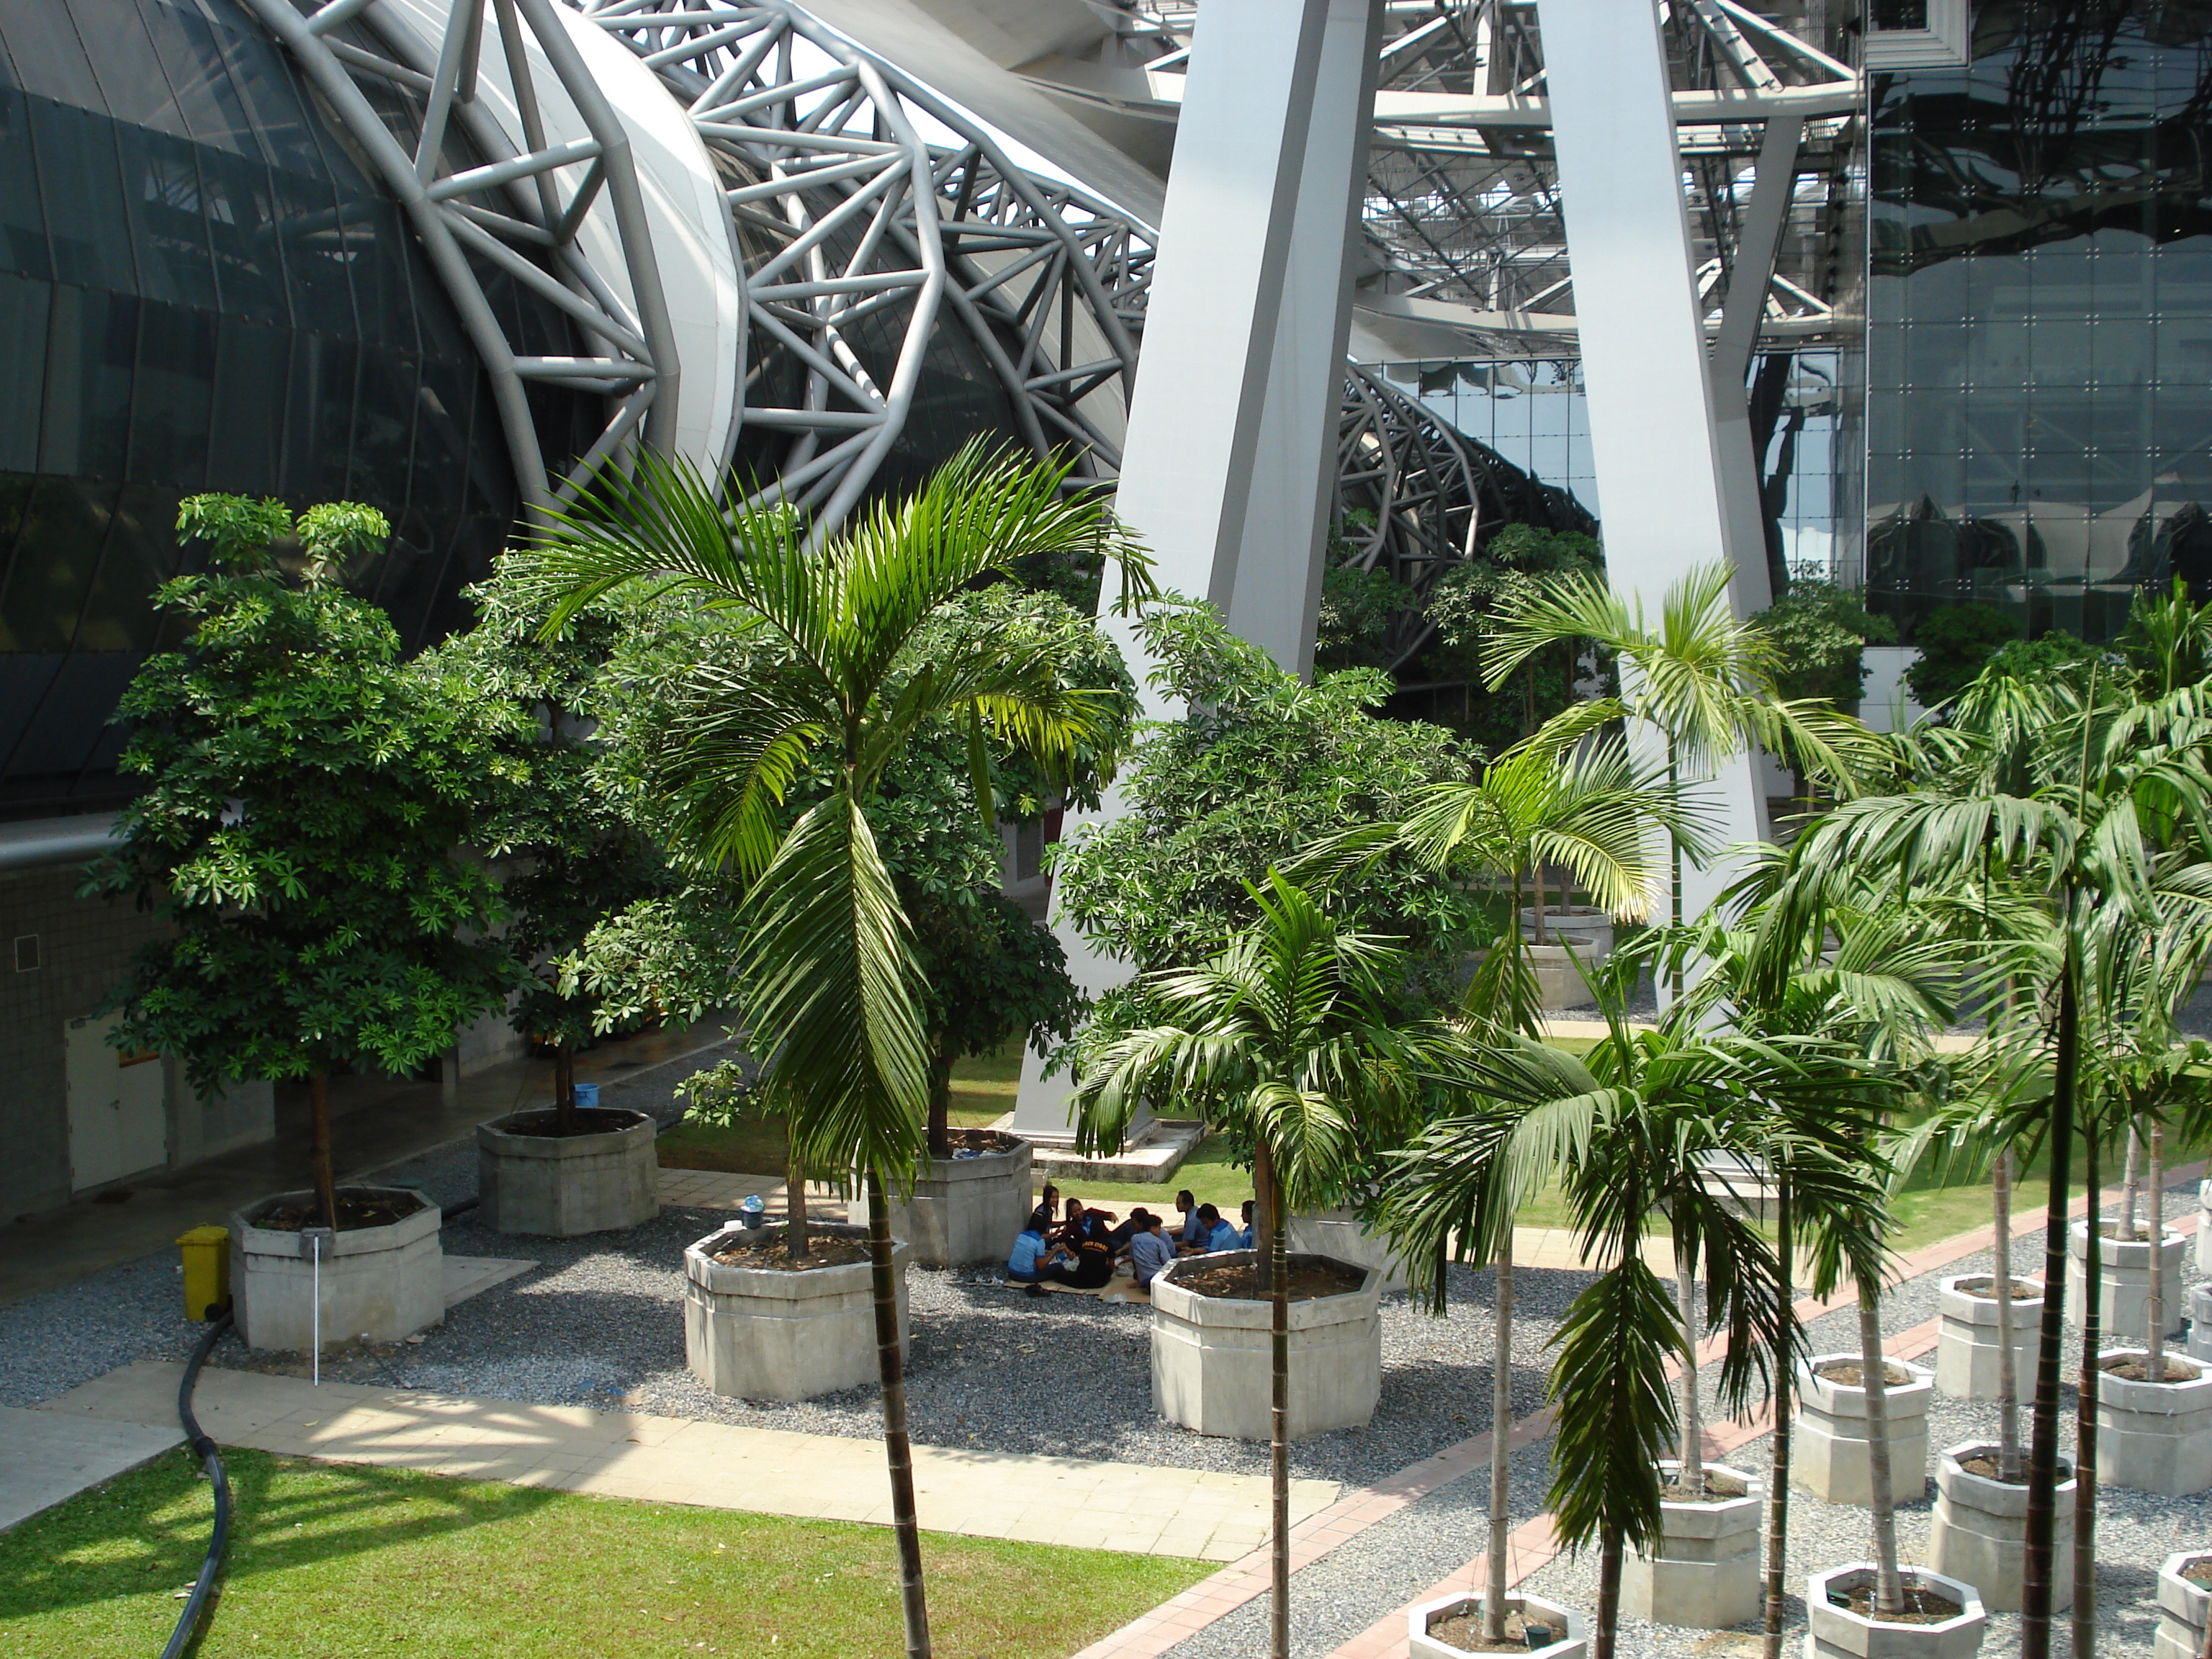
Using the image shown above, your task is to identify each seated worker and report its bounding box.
[1025,1183,1061,1235]
[1106,1208,1151,1251]
[1238,1200,1256,1249]
[1006,1220,1053,1283]
[1127,1213,1176,1289]
[1170,1189,1206,1249]
[1027,1213,1118,1295]
[1188,1203,1241,1254]
[1049,1195,1087,1244]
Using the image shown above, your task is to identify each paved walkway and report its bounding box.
[37,1362,1336,1562]
[0,1405,181,1532]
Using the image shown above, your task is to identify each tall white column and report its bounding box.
[1535,0,1771,928]
[1010,0,1380,1143]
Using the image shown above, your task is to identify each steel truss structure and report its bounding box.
[1335,364,1596,672]
[582,0,1152,537]
[246,0,680,518]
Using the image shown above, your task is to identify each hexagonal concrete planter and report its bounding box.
[2157,1552,2212,1659]
[2189,1283,2212,1365]
[476,1107,658,1237]
[1792,1352,1933,1508]
[1806,1564,1986,1659]
[1407,1590,1584,1659]
[2199,1184,2212,1274]
[1935,1274,2043,1400]
[1285,1206,1409,1292]
[1622,1460,1762,1629]
[1519,905,1614,958]
[2067,1218,2183,1340]
[2095,1346,2212,1496]
[850,1133,1033,1267]
[229,1186,444,1352]
[683,1221,909,1403]
[1926,1441,2073,1614]
[1150,1250,1380,1440]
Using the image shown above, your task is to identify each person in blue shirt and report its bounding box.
[1195,1203,1240,1254]
[1237,1200,1256,1249]
[1007,1223,1051,1283]
[1127,1214,1176,1289]
[1171,1188,1206,1249]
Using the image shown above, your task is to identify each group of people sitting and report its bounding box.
[1004,1184,1255,1297]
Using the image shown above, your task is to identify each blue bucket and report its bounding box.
[572,1082,601,1110]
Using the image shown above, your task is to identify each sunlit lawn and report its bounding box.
[0,1449,1209,1659]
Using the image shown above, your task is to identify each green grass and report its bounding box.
[1,1449,1209,1659]
[659,1051,1017,1176]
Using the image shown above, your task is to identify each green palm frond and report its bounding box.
[1545,1257,1680,1553]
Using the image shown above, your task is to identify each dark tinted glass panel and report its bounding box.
[0,0,595,817]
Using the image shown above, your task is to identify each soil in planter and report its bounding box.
[1958,1451,2068,1485]
[1426,1609,1558,1653]
[1955,1276,2041,1300]
[253,1190,425,1233]
[2181,1557,2212,1589]
[1175,1259,1366,1302]
[1815,1359,1915,1388]
[498,1107,647,1138]
[940,1127,1020,1156]
[2093,1221,2176,1240]
[1828,1583,1964,1624]
[1659,1468,1748,1501]
[2098,1353,2202,1383]
[710,1233,871,1270]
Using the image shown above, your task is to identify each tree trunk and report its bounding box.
[1254,1153,1277,1298]
[2020,954,2078,1659]
[1593,1524,1624,1659]
[1762,1180,1792,1659]
[1532,860,1547,945]
[925,1044,955,1161]
[1994,1147,2023,1480]
[1485,1232,1514,1644]
[554,1043,577,1135]
[2072,1120,2100,1659]
[866,1168,930,1659]
[1257,1140,1291,1659]
[785,1115,809,1260]
[1677,1247,1704,1496]
[2149,1119,2167,1377]
[309,1069,338,1232]
[1858,1284,1902,1618]
[1666,741,1684,1006]
[2118,1119,2142,1241]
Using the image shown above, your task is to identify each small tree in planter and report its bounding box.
[85,495,518,1335]
[1074,873,1449,1659]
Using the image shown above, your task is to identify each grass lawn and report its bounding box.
[1,1449,1208,1659]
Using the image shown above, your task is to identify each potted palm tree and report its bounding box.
[1074,872,1444,1659]
[526,442,1149,1659]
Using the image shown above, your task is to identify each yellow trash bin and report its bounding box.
[177,1225,230,1321]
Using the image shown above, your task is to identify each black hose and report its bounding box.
[161,1310,234,1659]
[443,1196,479,1220]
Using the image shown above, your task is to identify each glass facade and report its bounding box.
[1865,4,2212,643]
[0,0,595,819]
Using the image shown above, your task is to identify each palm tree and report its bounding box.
[523,442,1149,1659]
[1767,661,2212,1656]
[1071,873,1446,1659]
[1481,562,1882,997]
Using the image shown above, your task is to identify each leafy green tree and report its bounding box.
[1752,577,1897,712]
[1422,524,1604,750]
[419,567,678,1130]
[1074,873,1448,1659]
[86,496,520,1231]
[914,891,1080,1157]
[1053,601,1483,1028]
[520,443,1148,1659]
[1315,562,1416,672]
[1901,603,2018,707]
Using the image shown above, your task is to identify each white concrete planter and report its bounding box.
[850,1134,1033,1267]
[2157,1552,2212,1659]
[683,1221,909,1403]
[1622,1460,1763,1629]
[475,1107,658,1236]
[2095,1346,2212,1496]
[1934,1274,2043,1401]
[1285,1206,1409,1292]
[1792,1352,1933,1509]
[1150,1250,1381,1440]
[1524,943,1601,1010]
[2198,1183,2212,1273]
[229,1186,444,1352]
[2189,1283,2212,1365]
[1519,905,1615,959]
[1806,1564,1986,1659]
[1925,1441,2073,1614]
[2067,1218,2183,1341]
[1407,1590,1583,1659]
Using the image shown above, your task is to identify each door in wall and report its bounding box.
[66,1017,168,1190]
